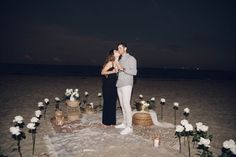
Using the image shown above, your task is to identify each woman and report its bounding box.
[101,49,120,126]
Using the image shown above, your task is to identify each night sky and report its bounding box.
[1,0,236,71]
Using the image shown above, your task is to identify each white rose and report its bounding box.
[184,108,190,114]
[9,126,21,135]
[89,102,94,109]
[35,110,42,117]
[229,139,236,146]
[144,102,150,107]
[38,102,44,107]
[140,100,145,104]
[173,102,179,107]
[55,97,60,101]
[151,97,155,101]
[139,94,143,98]
[196,122,203,131]
[223,140,231,149]
[160,98,166,103]
[70,94,76,101]
[223,139,236,149]
[180,119,189,126]
[27,123,36,130]
[65,92,70,96]
[75,89,79,92]
[198,137,211,147]
[231,144,236,155]
[85,91,89,96]
[44,98,49,103]
[176,125,184,133]
[31,117,39,123]
[13,115,24,124]
[185,123,193,132]
[75,93,79,98]
[65,89,72,96]
[199,125,208,132]
[97,93,102,97]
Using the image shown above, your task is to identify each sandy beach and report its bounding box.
[0,74,236,157]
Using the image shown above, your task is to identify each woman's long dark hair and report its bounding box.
[103,49,115,67]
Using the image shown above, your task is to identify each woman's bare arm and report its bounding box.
[101,61,116,75]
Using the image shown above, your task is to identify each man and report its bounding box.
[114,42,137,135]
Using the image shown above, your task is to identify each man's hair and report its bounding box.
[117,42,128,48]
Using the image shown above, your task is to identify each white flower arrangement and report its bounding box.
[160,98,166,103]
[173,102,179,108]
[139,100,149,112]
[176,125,184,133]
[38,102,43,107]
[27,123,36,130]
[65,89,80,101]
[30,117,39,123]
[10,122,26,156]
[71,91,79,101]
[184,107,190,114]
[140,100,145,104]
[198,137,211,148]
[180,119,189,126]
[196,122,203,129]
[38,102,44,107]
[44,98,49,104]
[192,121,213,155]
[232,146,236,155]
[197,123,208,132]
[55,97,60,102]
[173,102,179,125]
[35,110,42,118]
[65,89,73,97]
[196,122,209,132]
[175,124,185,153]
[97,92,102,97]
[220,140,236,156]
[223,139,236,155]
[144,102,150,107]
[185,123,193,132]
[140,100,149,107]
[150,97,155,101]
[89,102,94,109]
[13,115,24,124]
[9,126,21,135]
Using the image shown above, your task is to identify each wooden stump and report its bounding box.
[132,112,153,127]
[66,100,80,121]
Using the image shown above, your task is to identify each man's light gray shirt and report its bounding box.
[116,53,137,88]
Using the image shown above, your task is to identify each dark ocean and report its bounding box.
[1,63,236,80]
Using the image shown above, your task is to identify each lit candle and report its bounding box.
[153,134,160,147]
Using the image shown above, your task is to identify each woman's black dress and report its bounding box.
[102,66,118,125]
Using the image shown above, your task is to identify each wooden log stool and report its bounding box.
[65,100,80,121]
[132,112,153,127]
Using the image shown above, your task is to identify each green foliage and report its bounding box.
[12,132,26,141]
[197,145,213,157]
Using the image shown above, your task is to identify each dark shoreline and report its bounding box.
[1,63,236,80]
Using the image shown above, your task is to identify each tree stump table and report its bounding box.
[132,112,153,127]
[65,100,80,121]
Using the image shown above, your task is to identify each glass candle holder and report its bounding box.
[153,133,160,147]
